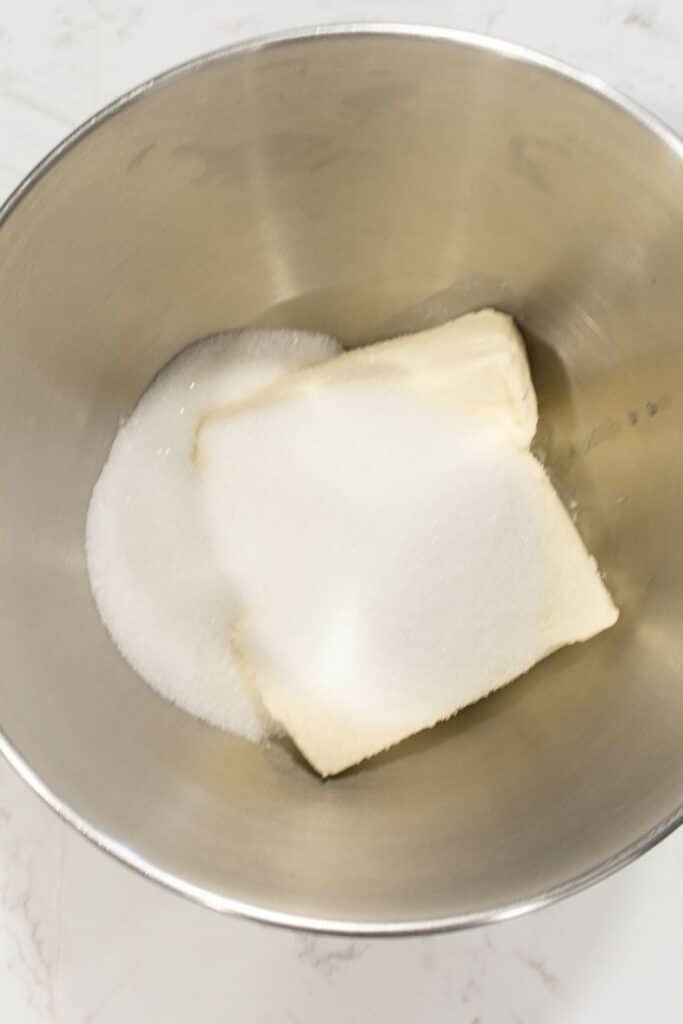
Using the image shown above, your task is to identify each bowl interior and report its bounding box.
[2,28,683,932]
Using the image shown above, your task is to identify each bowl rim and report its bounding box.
[2,21,683,937]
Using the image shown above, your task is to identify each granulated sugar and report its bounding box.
[87,313,618,774]
[86,329,340,740]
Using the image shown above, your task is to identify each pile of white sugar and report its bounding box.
[87,313,618,774]
[86,329,340,740]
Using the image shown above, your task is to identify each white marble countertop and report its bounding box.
[2,2,683,1021]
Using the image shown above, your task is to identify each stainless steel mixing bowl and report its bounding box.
[2,24,683,935]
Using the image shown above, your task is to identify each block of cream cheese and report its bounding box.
[197,311,618,775]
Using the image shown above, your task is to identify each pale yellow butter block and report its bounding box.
[197,312,617,775]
